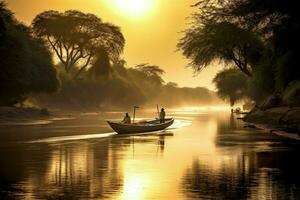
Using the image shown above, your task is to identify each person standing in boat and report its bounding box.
[122,113,131,124]
[159,108,166,123]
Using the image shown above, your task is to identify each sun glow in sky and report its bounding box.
[6,0,222,89]
[112,0,157,17]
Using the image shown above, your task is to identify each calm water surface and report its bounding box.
[0,110,299,199]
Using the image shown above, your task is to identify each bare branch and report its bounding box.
[73,54,93,79]
[47,36,66,66]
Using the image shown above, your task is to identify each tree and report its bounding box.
[179,0,300,107]
[134,63,165,85]
[0,1,13,38]
[213,68,248,106]
[178,20,263,77]
[32,10,125,79]
[0,2,59,106]
[88,49,111,80]
[189,0,300,80]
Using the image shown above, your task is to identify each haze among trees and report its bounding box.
[178,0,300,107]
[0,2,219,110]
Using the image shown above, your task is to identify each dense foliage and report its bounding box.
[179,0,300,106]
[36,61,219,110]
[213,68,248,106]
[1,4,219,109]
[32,10,125,79]
[0,2,59,106]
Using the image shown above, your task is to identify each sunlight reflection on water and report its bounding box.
[1,111,299,200]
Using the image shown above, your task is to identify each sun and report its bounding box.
[112,0,155,17]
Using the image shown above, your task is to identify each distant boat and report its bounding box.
[107,118,174,134]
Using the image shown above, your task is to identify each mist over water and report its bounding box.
[0,109,299,199]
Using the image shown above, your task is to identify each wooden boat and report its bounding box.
[107,118,174,134]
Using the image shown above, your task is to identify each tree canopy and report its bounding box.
[0,2,59,106]
[178,21,263,76]
[179,0,300,106]
[213,68,248,106]
[134,63,165,85]
[32,10,125,79]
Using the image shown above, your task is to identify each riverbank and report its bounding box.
[0,106,53,126]
[243,106,300,140]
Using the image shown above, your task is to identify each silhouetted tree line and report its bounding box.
[0,2,218,109]
[178,0,300,107]
[35,61,218,110]
[0,2,58,106]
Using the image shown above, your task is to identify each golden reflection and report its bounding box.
[48,144,91,185]
[116,118,222,199]
[3,111,292,199]
[123,173,144,200]
[177,105,231,112]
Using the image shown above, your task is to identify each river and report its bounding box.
[0,109,299,199]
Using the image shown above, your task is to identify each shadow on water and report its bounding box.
[182,149,300,200]
[181,113,300,200]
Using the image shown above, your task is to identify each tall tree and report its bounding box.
[32,10,125,79]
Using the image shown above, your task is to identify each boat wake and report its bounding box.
[26,119,191,144]
[27,132,117,144]
[169,119,192,129]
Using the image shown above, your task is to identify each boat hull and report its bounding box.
[107,118,174,134]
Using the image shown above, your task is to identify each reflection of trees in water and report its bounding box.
[1,131,170,199]
[0,144,29,199]
[0,141,123,199]
[216,113,244,134]
[113,133,171,155]
[182,149,300,199]
[182,151,255,199]
[39,141,123,199]
[36,134,170,199]
[252,150,300,200]
[0,143,56,199]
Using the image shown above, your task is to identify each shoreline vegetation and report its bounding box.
[177,0,300,142]
[1,3,221,112]
[1,105,300,142]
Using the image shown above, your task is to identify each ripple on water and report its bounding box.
[27,132,117,143]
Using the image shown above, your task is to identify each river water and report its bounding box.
[0,109,299,199]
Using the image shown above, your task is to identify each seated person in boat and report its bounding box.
[159,108,166,123]
[122,113,131,124]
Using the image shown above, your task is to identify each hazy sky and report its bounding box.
[6,0,221,89]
